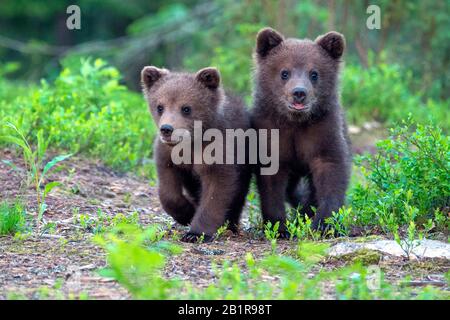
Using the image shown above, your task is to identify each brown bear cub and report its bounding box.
[252,28,352,235]
[141,66,251,242]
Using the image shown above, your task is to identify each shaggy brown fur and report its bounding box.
[251,28,352,235]
[141,66,251,242]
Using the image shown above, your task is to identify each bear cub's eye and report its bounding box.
[309,71,319,82]
[181,105,191,115]
[280,70,290,80]
[156,105,164,114]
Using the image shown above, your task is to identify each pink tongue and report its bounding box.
[293,103,305,110]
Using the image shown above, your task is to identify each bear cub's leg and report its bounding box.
[157,165,196,226]
[182,168,239,243]
[257,168,293,238]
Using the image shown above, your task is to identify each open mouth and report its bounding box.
[160,136,182,146]
[288,102,309,111]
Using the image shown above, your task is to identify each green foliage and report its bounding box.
[326,207,355,237]
[185,22,261,101]
[0,200,27,235]
[1,122,70,227]
[2,1,448,100]
[0,58,157,174]
[246,186,263,231]
[264,221,280,254]
[127,3,189,36]
[0,63,31,103]
[349,120,449,233]
[74,209,140,234]
[96,223,449,300]
[94,223,181,299]
[286,211,321,241]
[342,62,449,130]
[215,221,229,238]
[296,241,329,266]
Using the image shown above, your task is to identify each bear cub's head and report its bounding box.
[254,27,345,121]
[141,66,223,146]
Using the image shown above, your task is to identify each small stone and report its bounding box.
[104,190,116,198]
[348,125,361,134]
[192,248,225,256]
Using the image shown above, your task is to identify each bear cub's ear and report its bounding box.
[141,66,168,89]
[256,27,284,58]
[315,31,345,59]
[196,67,220,90]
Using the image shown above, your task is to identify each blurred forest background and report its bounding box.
[1,0,448,97]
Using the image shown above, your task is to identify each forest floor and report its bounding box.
[0,129,449,299]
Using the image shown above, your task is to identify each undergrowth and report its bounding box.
[95,223,450,300]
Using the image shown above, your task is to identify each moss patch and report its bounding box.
[336,248,382,266]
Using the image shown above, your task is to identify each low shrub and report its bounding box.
[342,62,449,131]
[0,58,157,173]
[349,119,449,233]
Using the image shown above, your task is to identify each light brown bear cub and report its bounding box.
[252,28,352,236]
[141,66,251,242]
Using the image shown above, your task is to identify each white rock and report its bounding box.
[328,239,450,259]
[348,125,362,134]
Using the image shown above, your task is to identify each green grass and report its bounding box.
[0,201,27,235]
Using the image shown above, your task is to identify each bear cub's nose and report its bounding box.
[160,124,174,136]
[292,87,307,103]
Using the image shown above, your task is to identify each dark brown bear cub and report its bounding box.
[141,66,251,242]
[252,28,352,235]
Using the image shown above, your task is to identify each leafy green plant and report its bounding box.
[264,221,280,254]
[0,200,27,235]
[390,194,424,259]
[433,209,449,233]
[286,211,321,241]
[1,122,71,228]
[286,217,299,241]
[215,221,229,238]
[350,119,449,232]
[41,221,57,235]
[326,207,356,237]
[94,223,181,299]
[246,187,263,231]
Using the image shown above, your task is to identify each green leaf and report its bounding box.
[1,160,20,172]
[42,154,72,177]
[97,268,116,278]
[43,181,62,198]
[38,203,47,222]
[37,130,48,164]
[0,135,32,156]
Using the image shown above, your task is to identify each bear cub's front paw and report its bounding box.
[181,232,214,243]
